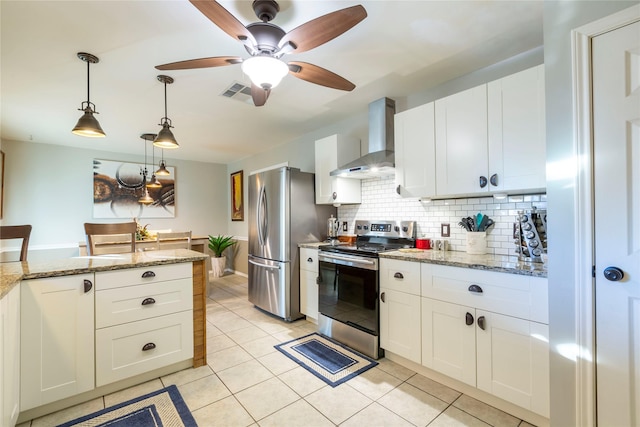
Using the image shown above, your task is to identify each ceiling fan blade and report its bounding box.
[288,61,355,91]
[277,5,367,54]
[251,84,270,107]
[189,0,257,47]
[155,56,242,70]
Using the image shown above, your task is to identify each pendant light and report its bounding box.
[138,134,154,205]
[153,75,179,149]
[146,136,162,189]
[155,148,170,176]
[71,52,106,138]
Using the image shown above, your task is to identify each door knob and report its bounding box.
[603,266,624,282]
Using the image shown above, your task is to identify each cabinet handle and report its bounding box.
[142,271,156,278]
[465,312,474,326]
[396,185,401,195]
[490,173,498,187]
[142,342,156,351]
[393,272,404,279]
[83,279,93,293]
[468,284,483,294]
[307,257,313,263]
[141,297,156,306]
[332,192,337,200]
[380,292,386,303]
[477,316,486,330]
[479,176,488,188]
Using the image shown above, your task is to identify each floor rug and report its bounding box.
[275,333,378,387]
[57,385,196,427]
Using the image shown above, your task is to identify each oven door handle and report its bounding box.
[320,253,376,266]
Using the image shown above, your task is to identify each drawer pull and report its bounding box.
[468,284,483,294]
[83,279,93,293]
[393,272,404,279]
[477,316,486,330]
[141,297,156,306]
[465,312,474,326]
[142,343,156,351]
[307,257,313,262]
[380,292,386,303]
[142,271,156,278]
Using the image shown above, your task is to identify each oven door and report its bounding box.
[317,252,379,335]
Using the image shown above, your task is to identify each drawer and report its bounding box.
[96,310,193,387]
[96,278,193,328]
[380,259,421,296]
[300,248,319,273]
[96,263,192,290]
[421,264,548,324]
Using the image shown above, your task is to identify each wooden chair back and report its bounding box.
[84,222,137,256]
[0,224,32,261]
[156,231,192,250]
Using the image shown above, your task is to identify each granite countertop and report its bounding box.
[380,249,547,278]
[0,249,208,299]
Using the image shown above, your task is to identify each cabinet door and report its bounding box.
[476,311,549,417]
[21,274,95,411]
[314,135,361,204]
[488,65,546,192]
[421,298,476,387]
[2,286,20,427]
[299,248,319,319]
[380,288,421,363]
[435,85,488,196]
[395,103,436,198]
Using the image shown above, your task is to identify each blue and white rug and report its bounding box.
[57,385,196,427]
[275,333,378,387]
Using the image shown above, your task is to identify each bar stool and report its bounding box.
[84,222,137,256]
[0,224,32,261]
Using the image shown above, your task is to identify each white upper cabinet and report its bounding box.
[435,65,546,198]
[394,102,436,198]
[435,85,489,196]
[315,134,361,205]
[488,64,546,192]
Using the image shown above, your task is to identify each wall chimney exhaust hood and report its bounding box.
[330,97,396,179]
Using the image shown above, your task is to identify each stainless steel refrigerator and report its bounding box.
[248,167,335,321]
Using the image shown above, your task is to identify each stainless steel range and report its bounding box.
[317,220,416,359]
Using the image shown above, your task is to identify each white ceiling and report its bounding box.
[0,0,543,165]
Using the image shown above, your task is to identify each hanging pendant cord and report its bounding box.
[86,59,91,104]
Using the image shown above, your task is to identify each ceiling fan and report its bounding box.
[155,0,367,106]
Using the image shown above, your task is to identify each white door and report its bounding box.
[593,20,640,427]
[379,289,421,363]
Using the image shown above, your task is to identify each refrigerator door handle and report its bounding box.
[257,185,268,246]
[248,258,281,270]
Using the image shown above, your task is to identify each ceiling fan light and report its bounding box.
[242,56,288,89]
[72,106,106,137]
[153,122,179,149]
[156,160,170,176]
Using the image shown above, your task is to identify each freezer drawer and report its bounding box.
[248,255,301,321]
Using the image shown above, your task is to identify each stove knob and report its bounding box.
[402,226,408,232]
[394,226,400,232]
[363,226,368,230]
[356,225,362,230]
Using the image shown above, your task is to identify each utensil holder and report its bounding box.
[466,232,487,255]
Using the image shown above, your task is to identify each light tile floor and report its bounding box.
[19,274,536,427]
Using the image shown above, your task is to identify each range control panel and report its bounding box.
[355,220,416,239]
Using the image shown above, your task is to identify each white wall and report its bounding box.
[543,1,639,426]
[0,139,228,261]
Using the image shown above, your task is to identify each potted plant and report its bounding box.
[208,234,237,278]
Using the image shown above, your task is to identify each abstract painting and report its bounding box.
[92,159,175,219]
[231,170,243,221]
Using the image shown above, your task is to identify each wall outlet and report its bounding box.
[342,221,348,232]
[441,223,450,237]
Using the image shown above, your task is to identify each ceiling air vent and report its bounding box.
[220,82,253,104]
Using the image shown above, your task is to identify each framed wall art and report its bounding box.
[92,159,176,219]
[0,151,4,219]
[231,170,244,221]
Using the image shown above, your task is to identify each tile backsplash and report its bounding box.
[336,175,546,256]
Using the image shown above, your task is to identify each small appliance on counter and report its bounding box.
[327,214,339,244]
[513,208,547,263]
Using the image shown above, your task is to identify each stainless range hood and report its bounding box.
[330,97,396,179]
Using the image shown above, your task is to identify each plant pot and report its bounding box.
[210,256,226,278]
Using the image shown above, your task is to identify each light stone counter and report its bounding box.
[380,249,547,278]
[0,249,208,299]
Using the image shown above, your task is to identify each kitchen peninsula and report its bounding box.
[0,249,208,424]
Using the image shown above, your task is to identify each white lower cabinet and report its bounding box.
[379,259,421,363]
[299,248,319,320]
[20,274,95,411]
[2,285,20,427]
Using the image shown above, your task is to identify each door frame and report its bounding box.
[571,4,640,426]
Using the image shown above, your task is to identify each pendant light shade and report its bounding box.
[153,75,179,149]
[138,188,154,205]
[156,158,170,176]
[139,133,157,204]
[72,52,106,138]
